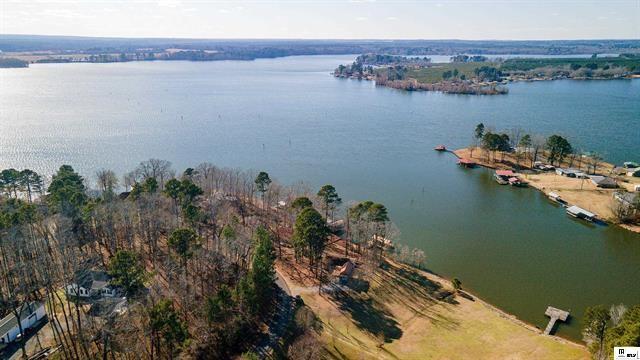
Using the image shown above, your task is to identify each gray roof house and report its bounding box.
[66,270,118,299]
[590,176,618,188]
[614,192,639,208]
[0,302,46,344]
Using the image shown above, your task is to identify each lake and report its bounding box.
[1,55,639,340]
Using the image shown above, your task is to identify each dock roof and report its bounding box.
[567,205,596,219]
[496,170,515,176]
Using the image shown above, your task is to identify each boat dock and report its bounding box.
[544,306,570,335]
[566,205,596,222]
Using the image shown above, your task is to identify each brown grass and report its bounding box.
[277,242,588,360]
[455,147,640,233]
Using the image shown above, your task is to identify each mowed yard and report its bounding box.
[287,260,588,360]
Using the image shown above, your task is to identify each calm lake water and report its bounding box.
[1,55,639,340]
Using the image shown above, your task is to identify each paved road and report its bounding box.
[254,272,296,358]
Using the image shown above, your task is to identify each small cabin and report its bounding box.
[589,176,618,188]
[0,302,46,344]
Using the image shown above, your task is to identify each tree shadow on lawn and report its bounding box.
[372,262,446,308]
[329,289,402,343]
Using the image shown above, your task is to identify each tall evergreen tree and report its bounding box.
[251,226,276,313]
[317,184,341,220]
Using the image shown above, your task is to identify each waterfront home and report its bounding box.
[627,168,640,177]
[589,175,618,188]
[0,302,46,345]
[327,218,345,231]
[623,161,639,169]
[332,260,355,284]
[534,161,555,171]
[614,192,639,209]
[566,205,596,222]
[66,270,118,299]
[457,158,476,168]
[555,168,581,178]
[612,167,628,176]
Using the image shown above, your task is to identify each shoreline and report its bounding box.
[334,72,637,96]
[453,147,640,234]
[276,240,587,358]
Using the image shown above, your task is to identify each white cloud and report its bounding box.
[386,16,398,21]
[355,16,368,21]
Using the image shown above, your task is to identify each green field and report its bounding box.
[403,62,497,83]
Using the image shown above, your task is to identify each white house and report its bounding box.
[0,302,46,344]
[66,270,118,299]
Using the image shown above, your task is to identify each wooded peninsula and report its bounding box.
[334,53,640,95]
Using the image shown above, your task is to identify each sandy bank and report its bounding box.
[454,147,640,234]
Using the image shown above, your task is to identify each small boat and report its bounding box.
[494,170,515,185]
[434,145,447,151]
[494,173,508,184]
[508,177,525,187]
[547,191,567,206]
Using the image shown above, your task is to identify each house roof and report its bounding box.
[567,205,596,218]
[616,192,639,205]
[74,270,111,290]
[590,176,617,187]
[0,302,43,336]
[333,261,355,278]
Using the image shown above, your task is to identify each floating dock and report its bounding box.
[544,306,570,335]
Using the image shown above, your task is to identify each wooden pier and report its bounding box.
[544,306,569,335]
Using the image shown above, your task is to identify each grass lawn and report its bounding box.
[295,260,588,360]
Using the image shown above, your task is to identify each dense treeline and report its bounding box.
[3,35,640,55]
[0,160,289,359]
[583,304,640,360]
[0,159,420,359]
[0,57,29,68]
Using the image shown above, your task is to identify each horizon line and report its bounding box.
[2,33,639,42]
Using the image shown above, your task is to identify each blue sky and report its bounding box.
[1,0,638,40]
